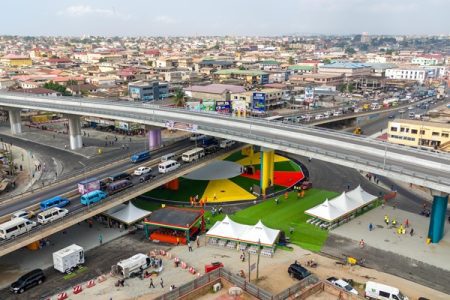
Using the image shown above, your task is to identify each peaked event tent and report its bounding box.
[206,216,280,247]
[305,185,378,222]
[103,202,152,225]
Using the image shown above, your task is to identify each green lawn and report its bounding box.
[133,198,166,211]
[229,175,285,194]
[144,177,209,202]
[205,189,338,252]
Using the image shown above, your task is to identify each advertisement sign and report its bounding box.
[165,121,198,132]
[186,100,216,111]
[252,92,266,111]
[78,178,100,195]
[304,87,314,103]
[216,101,231,114]
[232,100,247,115]
[129,87,140,98]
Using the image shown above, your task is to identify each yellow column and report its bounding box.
[260,148,275,195]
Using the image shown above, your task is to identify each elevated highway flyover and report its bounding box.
[0,92,449,194]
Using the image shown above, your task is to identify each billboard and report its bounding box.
[216,101,231,114]
[165,120,198,132]
[304,87,314,103]
[252,92,266,111]
[186,100,216,111]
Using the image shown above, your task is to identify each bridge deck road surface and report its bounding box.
[1,94,448,192]
[0,139,191,217]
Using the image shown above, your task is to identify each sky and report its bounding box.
[0,0,449,36]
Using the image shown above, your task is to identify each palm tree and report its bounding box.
[174,88,185,107]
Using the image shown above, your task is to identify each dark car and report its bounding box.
[204,144,219,155]
[388,114,395,119]
[10,269,45,294]
[139,173,155,183]
[301,181,312,190]
[288,262,311,280]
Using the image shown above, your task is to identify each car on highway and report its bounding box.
[314,114,325,120]
[139,173,155,183]
[408,106,414,110]
[398,109,405,114]
[190,134,206,141]
[327,277,358,295]
[134,166,152,176]
[10,269,45,294]
[388,114,395,119]
[11,210,34,220]
[287,262,311,280]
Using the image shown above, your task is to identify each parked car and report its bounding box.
[327,277,358,295]
[288,262,311,280]
[11,210,34,220]
[365,281,408,300]
[139,173,155,183]
[134,167,152,176]
[10,269,45,294]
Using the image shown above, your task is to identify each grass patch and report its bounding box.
[144,177,209,202]
[133,198,165,211]
[224,151,247,162]
[63,266,88,280]
[205,189,337,252]
[253,160,301,172]
[229,175,259,193]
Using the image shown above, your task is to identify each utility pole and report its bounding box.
[256,239,261,281]
[247,251,251,282]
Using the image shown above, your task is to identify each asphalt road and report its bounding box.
[0,139,192,217]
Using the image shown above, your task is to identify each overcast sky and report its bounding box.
[1,0,449,36]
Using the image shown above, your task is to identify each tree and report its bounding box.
[99,57,107,63]
[66,80,78,86]
[43,81,71,96]
[146,60,153,67]
[238,65,246,71]
[174,88,185,107]
[323,58,331,64]
[288,57,294,65]
[386,49,394,55]
[345,47,356,55]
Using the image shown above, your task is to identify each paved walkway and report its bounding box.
[331,205,450,271]
[183,161,242,180]
[0,219,126,289]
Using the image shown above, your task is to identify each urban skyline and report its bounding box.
[1,0,449,36]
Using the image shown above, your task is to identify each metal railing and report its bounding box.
[0,144,242,251]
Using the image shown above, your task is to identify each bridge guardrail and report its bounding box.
[0,144,242,250]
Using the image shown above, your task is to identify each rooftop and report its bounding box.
[389,119,450,129]
[144,207,203,229]
[186,83,245,94]
[320,62,370,69]
[288,65,314,71]
[215,69,268,76]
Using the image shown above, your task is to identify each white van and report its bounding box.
[0,217,37,239]
[365,281,408,300]
[116,253,151,278]
[158,160,181,173]
[37,207,69,224]
[219,139,235,149]
[408,112,415,119]
[161,153,176,162]
[182,147,205,162]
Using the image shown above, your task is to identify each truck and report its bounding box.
[53,244,85,273]
[116,253,151,278]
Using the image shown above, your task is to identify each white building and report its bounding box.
[385,68,427,83]
[411,57,438,66]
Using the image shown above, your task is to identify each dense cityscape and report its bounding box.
[0,1,449,300]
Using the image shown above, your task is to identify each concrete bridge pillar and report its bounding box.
[428,190,449,243]
[146,125,162,149]
[8,108,22,135]
[260,147,275,195]
[67,114,83,150]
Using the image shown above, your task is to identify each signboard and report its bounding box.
[252,92,266,111]
[165,121,198,132]
[216,101,231,114]
[78,178,100,195]
[129,87,140,98]
[304,87,314,103]
[250,263,256,271]
[232,100,247,116]
[186,100,216,112]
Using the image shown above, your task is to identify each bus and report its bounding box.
[107,179,133,195]
[0,217,37,240]
[182,147,205,162]
[130,151,151,163]
[40,196,70,211]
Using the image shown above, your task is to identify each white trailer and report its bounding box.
[116,253,151,278]
[53,244,85,273]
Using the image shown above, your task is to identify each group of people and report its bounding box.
[211,206,223,216]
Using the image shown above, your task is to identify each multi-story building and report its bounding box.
[411,55,442,66]
[0,54,32,67]
[289,74,344,87]
[385,68,427,83]
[387,119,450,151]
[185,84,245,102]
[214,69,269,85]
[251,89,285,111]
[128,80,169,101]
[318,62,372,78]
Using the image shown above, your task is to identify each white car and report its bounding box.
[134,167,152,176]
[408,106,414,110]
[327,277,358,295]
[11,210,33,220]
[189,134,206,141]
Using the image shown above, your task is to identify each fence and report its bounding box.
[273,275,319,300]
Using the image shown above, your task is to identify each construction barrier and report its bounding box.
[57,292,68,300]
[181,262,187,269]
[73,285,83,294]
[188,267,196,274]
[197,272,201,277]
[166,252,172,259]
[160,249,166,256]
[86,279,96,288]
[97,274,107,283]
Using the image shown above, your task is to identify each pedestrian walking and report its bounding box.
[405,219,409,228]
[64,144,67,149]
[188,241,193,252]
[149,278,155,288]
[410,228,414,236]
[196,236,200,248]
[176,237,180,246]
[275,197,279,205]
[369,223,373,231]
[289,227,294,235]
[99,234,103,245]
[359,239,365,248]
[284,191,288,200]
[347,184,350,191]
[160,278,164,288]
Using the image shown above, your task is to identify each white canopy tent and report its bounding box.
[103,202,152,225]
[305,186,378,223]
[206,216,280,247]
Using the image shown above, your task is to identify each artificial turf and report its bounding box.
[252,160,301,172]
[224,151,247,162]
[228,175,285,194]
[144,177,209,202]
[132,198,165,211]
[205,189,338,252]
